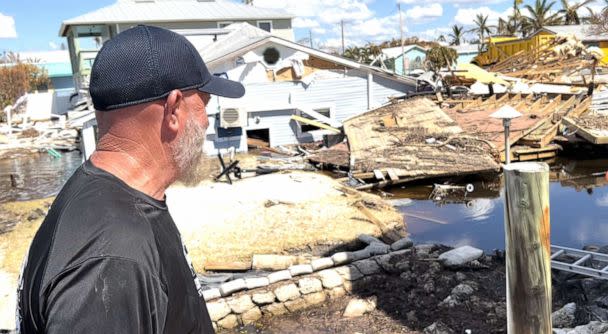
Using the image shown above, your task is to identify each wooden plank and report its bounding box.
[204,261,252,271]
[503,163,552,334]
[386,168,399,181]
[291,115,341,133]
[373,169,386,181]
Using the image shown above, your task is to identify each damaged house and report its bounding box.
[200,23,417,154]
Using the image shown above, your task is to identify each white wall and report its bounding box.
[203,69,414,154]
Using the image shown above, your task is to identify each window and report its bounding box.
[301,108,331,132]
[217,21,233,29]
[257,21,272,32]
[262,47,280,65]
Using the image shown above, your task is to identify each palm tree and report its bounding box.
[448,25,465,46]
[511,0,523,33]
[524,0,562,31]
[425,46,458,72]
[470,14,494,50]
[437,34,447,43]
[365,42,382,64]
[559,0,594,25]
[343,46,362,62]
[497,18,510,35]
[242,0,254,5]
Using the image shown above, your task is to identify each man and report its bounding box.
[17,25,244,333]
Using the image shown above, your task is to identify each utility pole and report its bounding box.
[341,20,345,55]
[309,30,313,48]
[398,3,405,75]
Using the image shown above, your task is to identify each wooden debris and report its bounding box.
[488,36,604,84]
[343,98,500,186]
[443,93,590,153]
[562,113,608,145]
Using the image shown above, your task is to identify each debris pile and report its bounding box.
[341,98,499,189]
[488,34,603,84]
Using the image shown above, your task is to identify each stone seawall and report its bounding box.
[203,237,414,331]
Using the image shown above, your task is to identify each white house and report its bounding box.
[59,0,294,88]
[78,23,419,158]
[198,23,418,154]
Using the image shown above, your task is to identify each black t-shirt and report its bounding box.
[16,160,214,334]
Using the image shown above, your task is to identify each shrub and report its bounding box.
[0,60,51,109]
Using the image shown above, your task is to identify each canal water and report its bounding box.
[0,152,606,250]
[391,158,608,251]
[0,151,83,203]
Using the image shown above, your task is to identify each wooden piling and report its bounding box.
[503,162,552,333]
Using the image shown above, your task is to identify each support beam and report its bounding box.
[367,72,373,110]
[503,162,552,334]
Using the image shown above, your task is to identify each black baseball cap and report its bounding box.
[89,25,245,111]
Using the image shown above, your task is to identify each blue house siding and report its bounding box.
[456,52,477,64]
[394,48,427,75]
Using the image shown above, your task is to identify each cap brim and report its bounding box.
[198,76,245,98]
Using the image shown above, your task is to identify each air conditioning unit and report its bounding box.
[219,108,246,128]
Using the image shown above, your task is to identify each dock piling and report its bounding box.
[503,162,552,334]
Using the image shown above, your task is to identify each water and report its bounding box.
[0,151,83,203]
[391,158,608,251]
[0,152,606,250]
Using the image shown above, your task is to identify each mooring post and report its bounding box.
[503,162,552,333]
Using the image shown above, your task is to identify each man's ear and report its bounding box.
[164,89,183,132]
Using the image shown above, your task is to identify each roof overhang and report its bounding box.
[60,16,292,37]
[206,35,418,86]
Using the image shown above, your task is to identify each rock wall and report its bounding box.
[203,237,414,331]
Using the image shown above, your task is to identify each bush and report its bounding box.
[0,61,51,109]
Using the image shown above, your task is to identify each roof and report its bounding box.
[450,44,478,54]
[200,23,418,86]
[60,0,293,36]
[381,45,427,59]
[1,51,72,77]
[199,23,270,62]
[536,25,608,42]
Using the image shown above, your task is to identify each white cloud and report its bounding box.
[253,0,373,23]
[293,17,320,29]
[416,27,453,40]
[312,27,327,34]
[319,37,359,50]
[0,12,17,38]
[398,0,506,4]
[49,41,59,50]
[318,1,373,24]
[454,6,512,26]
[405,4,443,22]
[348,14,400,40]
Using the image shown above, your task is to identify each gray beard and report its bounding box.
[173,117,207,185]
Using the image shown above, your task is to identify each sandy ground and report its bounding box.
[0,198,51,329]
[167,171,405,272]
[0,166,404,328]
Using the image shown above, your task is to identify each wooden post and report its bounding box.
[503,162,552,334]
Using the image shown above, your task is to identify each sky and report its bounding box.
[0,0,605,53]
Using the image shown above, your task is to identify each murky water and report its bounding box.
[391,158,608,250]
[0,151,83,203]
[1,152,607,250]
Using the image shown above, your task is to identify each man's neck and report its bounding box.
[90,150,175,200]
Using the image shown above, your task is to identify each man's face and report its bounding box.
[172,91,211,184]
